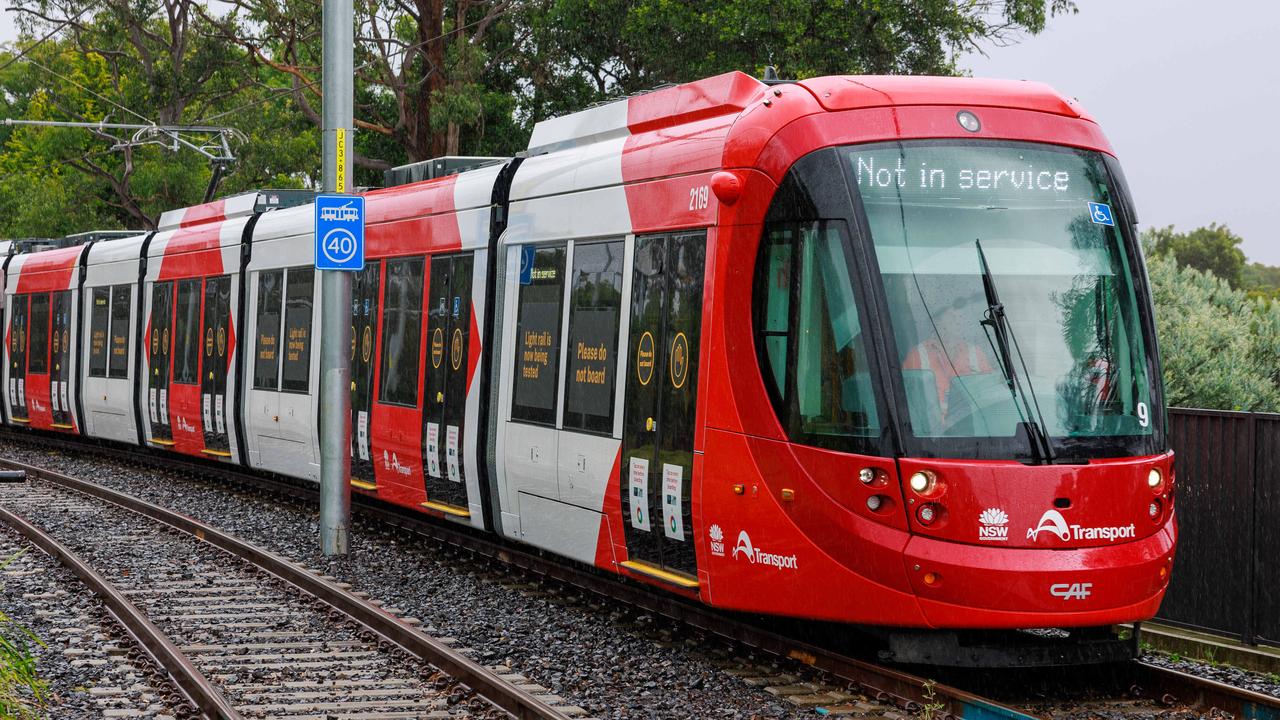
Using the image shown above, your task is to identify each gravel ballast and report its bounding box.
[0,446,866,719]
[0,526,181,718]
[4,441,1278,718]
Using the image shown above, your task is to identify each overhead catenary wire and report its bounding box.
[22,58,156,126]
[0,4,95,75]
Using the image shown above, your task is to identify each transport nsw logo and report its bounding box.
[1026,509,1137,543]
[720,528,798,570]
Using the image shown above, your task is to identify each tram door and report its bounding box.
[7,294,27,420]
[421,253,473,513]
[201,276,232,454]
[350,260,381,487]
[621,232,705,580]
[148,281,174,443]
[49,291,72,428]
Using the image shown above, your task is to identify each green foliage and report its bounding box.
[1147,250,1280,412]
[1148,223,1246,289]
[0,0,1075,236]
[0,609,46,719]
[514,0,1076,123]
[0,3,318,235]
[915,679,945,720]
[1244,262,1280,301]
[0,551,47,719]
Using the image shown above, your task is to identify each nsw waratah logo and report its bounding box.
[978,508,1009,542]
[1027,509,1072,541]
[709,524,725,557]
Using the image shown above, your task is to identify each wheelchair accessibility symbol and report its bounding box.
[1087,202,1115,227]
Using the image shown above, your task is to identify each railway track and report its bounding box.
[0,457,573,720]
[1,430,1278,719]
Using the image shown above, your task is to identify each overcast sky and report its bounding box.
[962,0,1280,264]
[2,2,1278,262]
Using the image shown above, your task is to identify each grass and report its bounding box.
[0,551,47,718]
[914,679,945,720]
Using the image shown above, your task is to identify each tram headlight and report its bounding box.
[866,495,884,512]
[909,471,936,495]
[859,467,877,484]
[1148,498,1163,520]
[957,110,981,133]
[1147,468,1163,489]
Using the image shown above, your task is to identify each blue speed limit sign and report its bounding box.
[315,194,365,270]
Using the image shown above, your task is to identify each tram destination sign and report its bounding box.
[315,194,366,271]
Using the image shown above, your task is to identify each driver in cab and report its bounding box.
[903,298,994,418]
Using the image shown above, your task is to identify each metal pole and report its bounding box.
[319,0,353,556]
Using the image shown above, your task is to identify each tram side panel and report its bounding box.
[492,136,635,568]
[241,204,321,482]
[5,246,87,433]
[140,199,254,462]
[81,235,149,444]
[358,165,503,530]
[487,78,754,591]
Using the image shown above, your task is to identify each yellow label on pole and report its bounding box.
[335,127,347,193]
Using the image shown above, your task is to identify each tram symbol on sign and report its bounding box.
[319,202,360,222]
[315,195,366,271]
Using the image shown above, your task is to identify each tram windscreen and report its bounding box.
[849,142,1156,458]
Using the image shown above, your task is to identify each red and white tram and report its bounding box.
[1,72,1175,664]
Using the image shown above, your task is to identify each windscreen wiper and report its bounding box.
[975,240,1056,464]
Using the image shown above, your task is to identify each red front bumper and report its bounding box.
[902,513,1177,628]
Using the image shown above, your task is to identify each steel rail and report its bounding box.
[0,431,1032,720]
[7,429,1280,718]
[0,454,570,720]
[1134,663,1280,719]
[0,490,243,720]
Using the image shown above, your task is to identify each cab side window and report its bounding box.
[754,221,881,447]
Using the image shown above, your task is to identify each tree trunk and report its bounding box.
[407,0,446,162]
[446,122,460,155]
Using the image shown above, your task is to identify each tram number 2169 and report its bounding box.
[689,185,709,211]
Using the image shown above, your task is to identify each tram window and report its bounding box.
[758,231,793,397]
[281,267,315,393]
[562,240,623,434]
[173,278,202,385]
[254,270,284,390]
[88,287,110,377]
[108,285,131,378]
[511,245,566,425]
[379,257,424,406]
[27,293,49,374]
[754,221,880,444]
